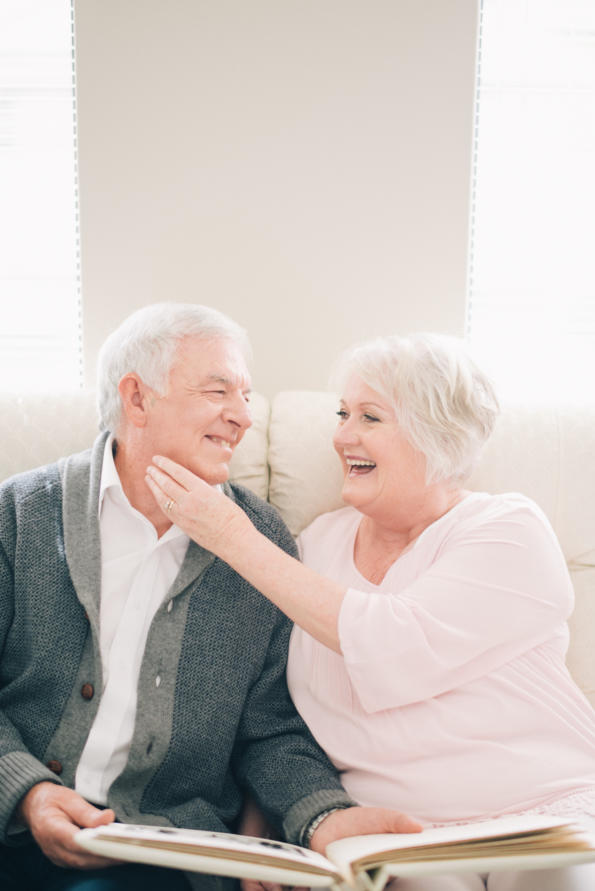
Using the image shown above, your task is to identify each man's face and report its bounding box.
[143,336,252,485]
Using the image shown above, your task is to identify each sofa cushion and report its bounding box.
[268,391,343,537]
[228,391,269,499]
[0,392,100,481]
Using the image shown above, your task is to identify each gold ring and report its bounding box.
[165,499,175,512]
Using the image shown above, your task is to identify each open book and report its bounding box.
[76,815,595,889]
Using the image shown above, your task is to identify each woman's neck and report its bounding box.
[354,486,468,584]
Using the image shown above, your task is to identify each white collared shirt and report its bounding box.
[75,436,189,804]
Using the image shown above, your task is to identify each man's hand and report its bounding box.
[309,806,423,855]
[18,781,117,869]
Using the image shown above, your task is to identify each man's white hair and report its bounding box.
[97,302,251,433]
[332,333,499,484]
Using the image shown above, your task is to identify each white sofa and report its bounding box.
[1,391,593,708]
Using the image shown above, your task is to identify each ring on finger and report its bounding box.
[165,498,176,512]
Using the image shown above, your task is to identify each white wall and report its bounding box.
[74,0,478,397]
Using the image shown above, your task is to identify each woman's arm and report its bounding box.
[146,459,572,712]
[145,456,345,652]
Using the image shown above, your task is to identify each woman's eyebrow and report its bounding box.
[340,399,386,412]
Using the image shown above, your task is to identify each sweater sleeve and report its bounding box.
[230,496,354,844]
[338,500,574,713]
[0,522,63,843]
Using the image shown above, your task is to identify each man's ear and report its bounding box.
[118,373,152,428]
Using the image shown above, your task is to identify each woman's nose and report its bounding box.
[333,420,358,448]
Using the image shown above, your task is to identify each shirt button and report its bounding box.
[47,760,63,775]
[155,675,161,688]
[81,683,94,700]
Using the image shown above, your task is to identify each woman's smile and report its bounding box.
[345,456,377,476]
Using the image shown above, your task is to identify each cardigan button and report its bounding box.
[81,683,94,700]
[47,760,63,775]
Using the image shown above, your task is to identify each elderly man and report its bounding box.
[0,304,417,891]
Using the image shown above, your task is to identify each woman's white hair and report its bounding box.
[97,302,251,433]
[332,333,499,484]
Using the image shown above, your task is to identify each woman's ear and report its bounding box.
[118,373,151,428]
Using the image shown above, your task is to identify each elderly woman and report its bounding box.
[146,334,595,891]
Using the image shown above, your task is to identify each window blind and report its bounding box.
[467,0,595,404]
[0,0,82,392]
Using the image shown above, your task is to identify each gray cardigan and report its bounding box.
[0,434,352,859]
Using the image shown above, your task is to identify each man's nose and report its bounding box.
[225,394,253,429]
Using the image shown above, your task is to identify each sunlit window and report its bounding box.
[467,0,595,404]
[0,0,82,392]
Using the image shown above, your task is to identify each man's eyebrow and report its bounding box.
[205,374,230,384]
[201,373,252,391]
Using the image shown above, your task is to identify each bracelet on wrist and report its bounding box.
[300,805,349,848]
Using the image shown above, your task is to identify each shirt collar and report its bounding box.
[98,434,121,515]
[98,437,188,544]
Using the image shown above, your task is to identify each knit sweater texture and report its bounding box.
[0,434,352,882]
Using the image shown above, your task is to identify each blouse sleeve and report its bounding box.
[338,499,574,713]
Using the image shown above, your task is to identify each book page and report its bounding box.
[76,824,344,885]
[326,815,595,875]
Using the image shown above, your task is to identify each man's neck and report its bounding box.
[112,437,173,538]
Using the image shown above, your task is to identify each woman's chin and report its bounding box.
[341,479,370,509]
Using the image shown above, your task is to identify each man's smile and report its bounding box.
[206,435,236,448]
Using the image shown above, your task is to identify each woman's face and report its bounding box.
[332,374,428,519]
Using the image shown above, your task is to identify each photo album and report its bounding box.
[76,815,595,889]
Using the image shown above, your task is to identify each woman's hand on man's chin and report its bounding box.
[145,455,250,557]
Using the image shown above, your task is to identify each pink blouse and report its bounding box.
[287,492,595,825]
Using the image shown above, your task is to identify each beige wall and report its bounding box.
[74,0,478,397]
